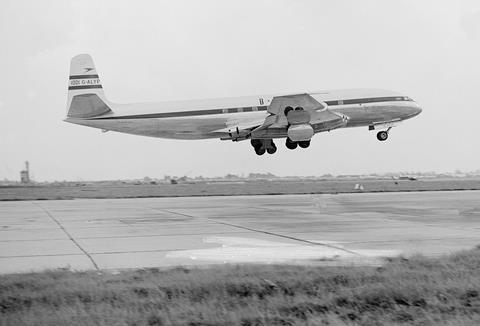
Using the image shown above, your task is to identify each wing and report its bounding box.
[267,93,345,127]
[267,93,326,115]
[217,93,349,141]
[257,94,349,136]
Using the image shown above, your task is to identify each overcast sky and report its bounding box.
[1,0,479,181]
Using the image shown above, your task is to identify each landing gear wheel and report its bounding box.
[295,107,304,111]
[267,146,277,154]
[251,139,262,155]
[284,106,293,116]
[376,131,388,141]
[298,140,310,148]
[286,142,297,150]
[265,139,277,154]
[285,138,298,150]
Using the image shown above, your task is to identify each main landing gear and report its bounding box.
[251,138,310,155]
[250,106,313,155]
[286,138,310,150]
[284,106,312,150]
[251,139,277,156]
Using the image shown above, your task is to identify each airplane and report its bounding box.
[65,54,422,155]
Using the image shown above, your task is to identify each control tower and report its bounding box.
[20,161,30,183]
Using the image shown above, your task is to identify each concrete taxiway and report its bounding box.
[0,191,479,273]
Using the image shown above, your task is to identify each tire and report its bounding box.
[285,138,298,150]
[376,131,388,141]
[299,140,310,148]
[255,147,266,155]
[250,139,261,147]
[284,106,293,116]
[267,146,277,154]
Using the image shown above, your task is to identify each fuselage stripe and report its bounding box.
[90,96,410,120]
[69,85,103,90]
[325,96,410,106]
[69,74,100,80]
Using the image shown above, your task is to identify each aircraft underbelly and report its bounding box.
[156,116,227,139]
[83,116,228,139]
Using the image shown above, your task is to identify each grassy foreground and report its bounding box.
[2,249,480,325]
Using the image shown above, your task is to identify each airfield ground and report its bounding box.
[1,177,480,201]
[1,181,480,325]
[1,191,479,273]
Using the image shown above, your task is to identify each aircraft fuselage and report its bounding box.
[65,89,421,140]
[64,54,422,155]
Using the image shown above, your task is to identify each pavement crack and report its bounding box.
[162,209,360,256]
[31,201,100,271]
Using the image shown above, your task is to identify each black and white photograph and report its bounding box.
[1,0,480,325]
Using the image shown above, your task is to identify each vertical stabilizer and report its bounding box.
[66,54,112,118]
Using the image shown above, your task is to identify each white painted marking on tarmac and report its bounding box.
[166,237,399,263]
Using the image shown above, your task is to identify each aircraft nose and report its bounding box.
[413,103,422,116]
[406,102,422,118]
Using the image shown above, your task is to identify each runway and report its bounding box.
[0,191,479,273]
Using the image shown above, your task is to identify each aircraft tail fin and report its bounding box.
[66,54,112,118]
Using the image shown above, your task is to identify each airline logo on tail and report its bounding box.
[68,74,102,90]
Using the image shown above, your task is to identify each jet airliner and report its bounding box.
[65,54,422,155]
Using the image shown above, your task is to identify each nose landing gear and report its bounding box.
[376,127,392,141]
[376,131,388,141]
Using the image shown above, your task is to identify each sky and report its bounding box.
[1,0,480,181]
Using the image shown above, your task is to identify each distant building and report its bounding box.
[20,161,30,183]
[354,183,364,191]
